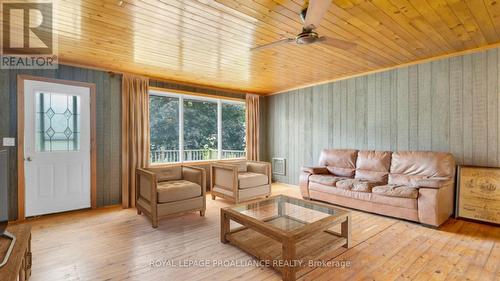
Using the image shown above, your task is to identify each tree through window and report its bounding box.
[149,91,246,164]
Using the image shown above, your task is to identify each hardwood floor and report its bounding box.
[23,183,499,281]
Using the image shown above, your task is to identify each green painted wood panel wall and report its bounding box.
[261,48,500,185]
[0,65,122,220]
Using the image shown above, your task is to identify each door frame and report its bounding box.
[17,74,97,221]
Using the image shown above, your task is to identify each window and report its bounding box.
[149,95,179,163]
[221,103,246,159]
[149,90,246,164]
[183,98,218,161]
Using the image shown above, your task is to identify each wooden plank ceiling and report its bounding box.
[35,0,500,93]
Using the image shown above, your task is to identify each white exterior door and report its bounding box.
[24,80,91,217]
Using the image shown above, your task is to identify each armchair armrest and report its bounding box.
[301,166,329,175]
[136,168,157,204]
[247,161,272,186]
[136,167,157,179]
[182,166,206,195]
[247,161,271,176]
[416,177,453,189]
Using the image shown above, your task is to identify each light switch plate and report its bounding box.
[2,137,15,146]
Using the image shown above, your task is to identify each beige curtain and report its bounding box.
[121,74,150,208]
[246,94,260,161]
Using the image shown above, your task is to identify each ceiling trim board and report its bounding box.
[58,59,257,96]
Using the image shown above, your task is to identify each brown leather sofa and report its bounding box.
[300,149,456,227]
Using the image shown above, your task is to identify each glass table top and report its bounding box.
[227,195,342,232]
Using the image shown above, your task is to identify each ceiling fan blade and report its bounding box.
[318,36,357,50]
[304,0,332,30]
[251,38,295,51]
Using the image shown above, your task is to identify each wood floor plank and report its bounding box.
[19,183,500,281]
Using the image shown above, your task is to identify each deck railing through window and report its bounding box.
[151,149,246,163]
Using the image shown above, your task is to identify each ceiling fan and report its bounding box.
[251,0,357,51]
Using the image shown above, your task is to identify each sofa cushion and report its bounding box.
[371,194,418,210]
[355,150,391,183]
[309,174,349,187]
[336,179,358,190]
[318,149,358,177]
[352,180,381,193]
[336,178,381,192]
[157,180,202,203]
[327,167,356,177]
[309,182,372,201]
[389,151,455,185]
[372,184,419,199]
[238,172,268,189]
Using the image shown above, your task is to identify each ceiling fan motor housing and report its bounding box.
[296,30,319,45]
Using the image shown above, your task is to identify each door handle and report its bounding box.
[25,156,32,162]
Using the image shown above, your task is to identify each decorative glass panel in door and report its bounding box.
[36,92,81,152]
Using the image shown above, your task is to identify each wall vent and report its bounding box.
[272,158,286,176]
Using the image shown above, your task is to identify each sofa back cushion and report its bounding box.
[149,166,182,182]
[389,151,456,185]
[319,149,358,177]
[355,150,392,183]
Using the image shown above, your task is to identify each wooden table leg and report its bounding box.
[341,214,351,249]
[220,209,230,244]
[278,199,284,216]
[282,240,296,281]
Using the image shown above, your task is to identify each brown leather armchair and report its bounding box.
[210,161,271,203]
[136,165,206,228]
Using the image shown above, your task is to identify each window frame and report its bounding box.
[149,89,246,165]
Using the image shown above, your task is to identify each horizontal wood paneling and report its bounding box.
[262,47,500,185]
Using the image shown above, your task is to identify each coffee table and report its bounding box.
[220,195,351,281]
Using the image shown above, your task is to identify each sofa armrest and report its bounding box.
[301,166,329,175]
[417,177,455,226]
[416,177,453,189]
[299,172,311,199]
[182,166,206,195]
[418,181,455,227]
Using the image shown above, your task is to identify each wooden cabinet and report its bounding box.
[0,224,32,281]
